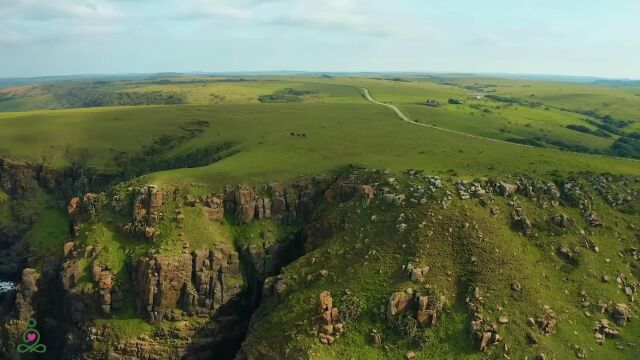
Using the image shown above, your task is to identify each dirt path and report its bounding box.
[359,87,534,147]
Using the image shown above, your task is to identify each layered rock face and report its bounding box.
[223,181,328,226]
[0,160,39,197]
[135,245,242,323]
[0,159,116,198]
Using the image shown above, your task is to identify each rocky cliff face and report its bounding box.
[135,245,242,323]
[0,171,383,359]
[0,159,117,198]
[223,180,333,226]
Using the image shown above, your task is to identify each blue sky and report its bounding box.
[1,0,639,78]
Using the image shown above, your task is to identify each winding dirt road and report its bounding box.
[359,87,533,147]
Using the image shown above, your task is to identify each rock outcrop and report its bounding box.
[135,245,242,322]
[496,181,518,197]
[202,195,225,223]
[416,294,444,327]
[315,291,343,345]
[611,303,631,326]
[360,185,375,207]
[0,160,39,197]
[14,268,39,321]
[387,291,411,322]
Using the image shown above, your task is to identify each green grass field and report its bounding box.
[1,77,639,186]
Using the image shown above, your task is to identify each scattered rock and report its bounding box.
[611,303,631,326]
[497,182,518,196]
[552,213,572,228]
[536,306,557,335]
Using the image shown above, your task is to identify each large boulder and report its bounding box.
[416,295,444,328]
[611,303,631,326]
[360,185,375,207]
[387,291,411,322]
[317,291,333,315]
[496,182,518,197]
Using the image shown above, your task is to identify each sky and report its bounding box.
[1,0,639,78]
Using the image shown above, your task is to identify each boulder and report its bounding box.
[552,214,571,228]
[63,241,75,256]
[317,291,333,316]
[68,197,81,219]
[496,182,518,196]
[611,303,631,326]
[479,324,501,351]
[416,295,437,327]
[360,185,375,207]
[387,291,411,322]
[409,266,430,283]
[536,306,557,335]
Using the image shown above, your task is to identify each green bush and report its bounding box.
[258,88,316,103]
[338,289,364,323]
[395,312,433,349]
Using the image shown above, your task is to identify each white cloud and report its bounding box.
[0,0,124,45]
[0,0,122,21]
[172,0,392,36]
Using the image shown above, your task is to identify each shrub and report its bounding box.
[506,138,545,147]
[395,312,433,349]
[338,289,364,323]
[258,88,316,103]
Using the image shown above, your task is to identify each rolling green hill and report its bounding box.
[0,76,639,360]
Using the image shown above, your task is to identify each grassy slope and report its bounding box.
[240,172,640,360]
[0,78,636,172]
[442,77,640,131]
